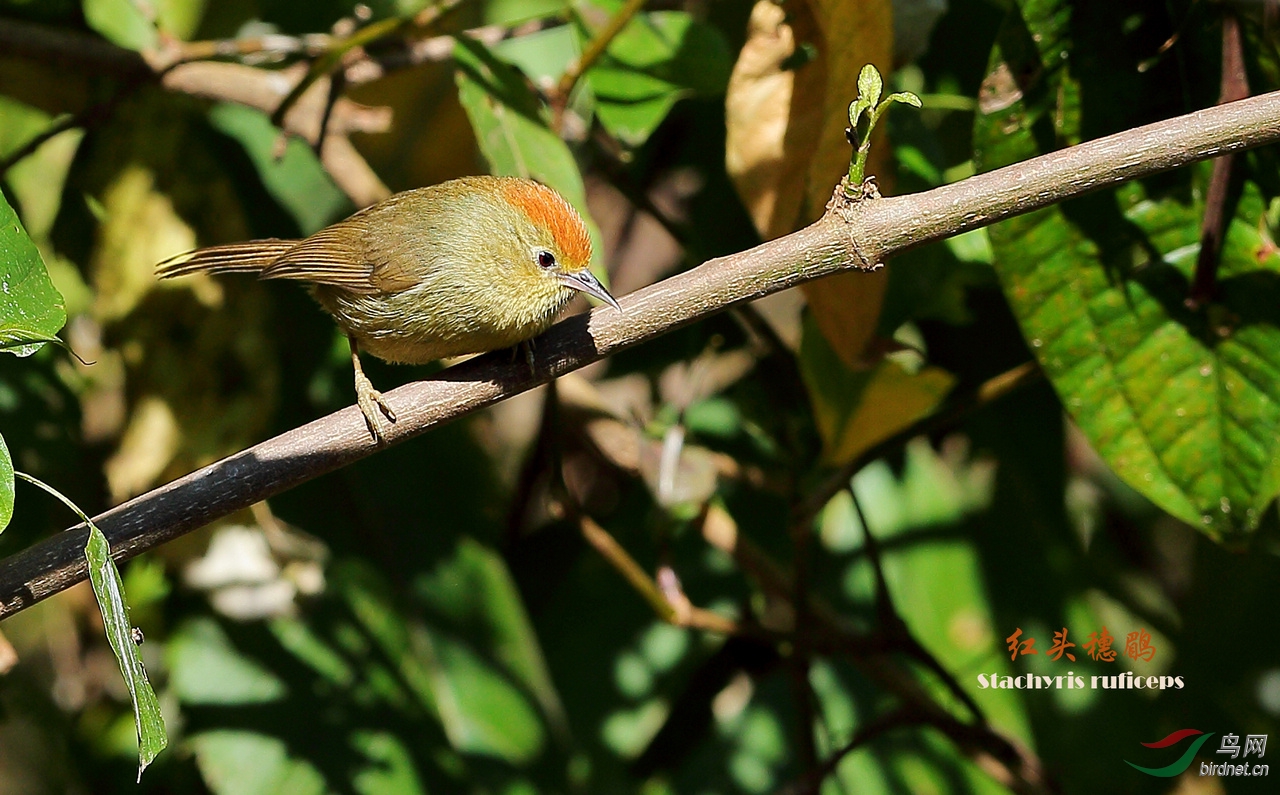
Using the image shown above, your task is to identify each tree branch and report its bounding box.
[0,18,392,206]
[0,91,1278,620]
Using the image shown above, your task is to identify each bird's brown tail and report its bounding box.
[155,239,299,279]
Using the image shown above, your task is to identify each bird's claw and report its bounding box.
[354,371,396,443]
[518,339,537,377]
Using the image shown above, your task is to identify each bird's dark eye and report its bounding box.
[537,251,556,269]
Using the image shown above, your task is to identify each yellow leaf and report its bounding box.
[801,315,955,465]
[820,360,955,465]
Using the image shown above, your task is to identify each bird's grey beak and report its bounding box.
[559,269,621,311]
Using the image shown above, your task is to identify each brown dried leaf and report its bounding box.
[725,0,894,366]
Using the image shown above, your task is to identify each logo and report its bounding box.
[1127,730,1269,778]
[1126,729,1214,777]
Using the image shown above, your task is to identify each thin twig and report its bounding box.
[166,32,328,65]
[848,489,987,724]
[788,503,820,772]
[0,17,150,77]
[775,707,926,795]
[706,494,1038,790]
[1187,12,1250,308]
[0,17,392,206]
[551,0,646,132]
[313,67,346,157]
[556,0,647,102]
[848,489,893,625]
[268,16,400,129]
[0,91,1278,620]
[578,514,741,635]
[0,49,152,175]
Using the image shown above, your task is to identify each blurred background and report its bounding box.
[1,0,1279,792]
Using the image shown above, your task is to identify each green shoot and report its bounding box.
[846,64,922,199]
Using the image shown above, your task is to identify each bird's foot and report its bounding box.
[519,339,537,377]
[354,371,396,443]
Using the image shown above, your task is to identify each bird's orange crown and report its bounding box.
[500,180,592,270]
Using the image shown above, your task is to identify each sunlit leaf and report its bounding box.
[424,629,545,763]
[17,472,167,778]
[974,1,1280,542]
[0,191,66,357]
[453,38,586,209]
[82,0,158,51]
[416,539,567,733]
[0,434,12,534]
[189,731,326,795]
[208,103,351,235]
[337,562,547,763]
[350,731,429,795]
[852,64,882,128]
[885,90,922,108]
[494,24,578,82]
[168,617,287,704]
[85,526,168,779]
[483,0,568,26]
[585,10,732,145]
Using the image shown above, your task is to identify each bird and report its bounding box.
[156,175,619,442]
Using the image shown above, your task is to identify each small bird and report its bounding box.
[157,175,619,441]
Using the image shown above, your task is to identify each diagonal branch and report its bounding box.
[0,91,1278,621]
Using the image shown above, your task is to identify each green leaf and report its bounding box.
[453,38,586,207]
[86,527,168,779]
[424,630,546,763]
[590,67,681,102]
[855,64,883,121]
[154,0,208,40]
[453,37,605,271]
[597,11,732,96]
[974,2,1280,541]
[189,731,326,795]
[593,93,681,148]
[0,434,11,534]
[494,24,578,83]
[586,11,732,145]
[330,559,547,764]
[16,472,167,778]
[483,0,568,26]
[169,618,287,704]
[848,95,873,135]
[82,0,158,51]
[207,103,352,236]
[885,91,923,108]
[0,191,67,357]
[415,539,567,734]
[350,731,429,795]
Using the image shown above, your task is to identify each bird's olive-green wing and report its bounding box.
[259,193,432,294]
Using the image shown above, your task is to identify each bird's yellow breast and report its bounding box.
[312,274,573,364]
